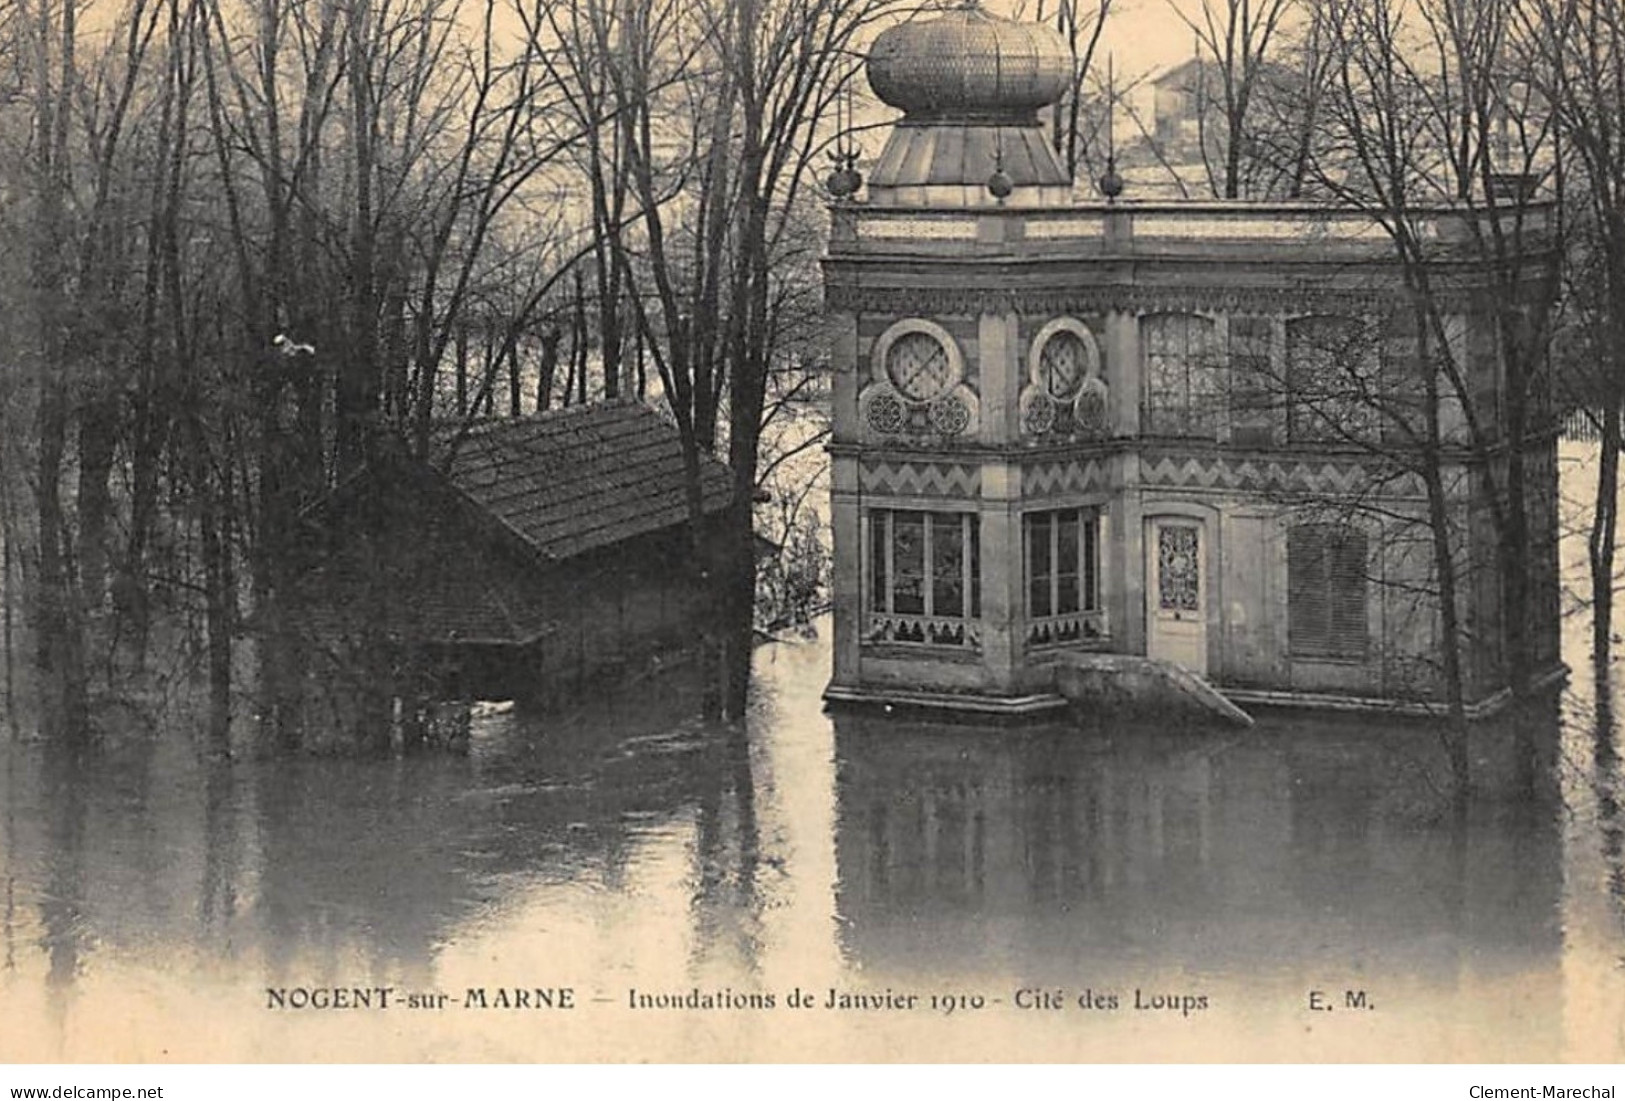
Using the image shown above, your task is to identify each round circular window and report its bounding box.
[885,330,955,403]
[1038,330,1090,401]
[1028,318,1101,408]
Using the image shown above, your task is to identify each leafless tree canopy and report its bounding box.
[0,0,1612,758]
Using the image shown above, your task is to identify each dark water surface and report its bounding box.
[2,452,1624,1062]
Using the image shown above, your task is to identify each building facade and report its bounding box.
[824,4,1561,716]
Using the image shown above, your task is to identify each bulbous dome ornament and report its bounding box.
[861,0,1074,203]
[866,0,1071,123]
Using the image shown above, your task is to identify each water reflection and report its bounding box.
[689,724,764,980]
[1579,664,1625,983]
[39,746,88,1034]
[0,630,1613,1060]
[832,712,1562,1012]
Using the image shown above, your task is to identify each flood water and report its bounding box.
[2,447,1624,1062]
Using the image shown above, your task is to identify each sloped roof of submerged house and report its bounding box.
[295,401,736,647]
[436,401,734,561]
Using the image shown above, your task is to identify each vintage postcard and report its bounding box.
[1,0,1622,1068]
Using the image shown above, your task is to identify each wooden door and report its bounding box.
[1146,518,1208,675]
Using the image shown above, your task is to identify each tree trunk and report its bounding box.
[1418,299,1470,800]
[1592,401,1620,666]
[573,272,589,407]
[121,383,167,655]
[635,326,647,400]
[1589,237,1625,673]
[198,460,233,759]
[537,326,561,413]
[34,381,89,750]
[338,0,379,476]
[455,321,469,417]
[1425,465,1472,802]
[507,325,523,417]
[75,395,119,618]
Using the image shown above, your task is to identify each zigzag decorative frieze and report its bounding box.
[859,459,981,498]
[1140,452,1424,496]
[1023,459,1108,496]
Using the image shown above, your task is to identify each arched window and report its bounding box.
[1286,315,1376,444]
[1288,523,1368,659]
[1141,313,1218,437]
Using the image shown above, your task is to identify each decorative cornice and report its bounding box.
[823,283,1439,318]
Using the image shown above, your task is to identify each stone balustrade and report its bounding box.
[829,200,1556,260]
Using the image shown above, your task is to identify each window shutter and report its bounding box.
[1288,526,1330,655]
[1327,530,1368,657]
[1288,523,1368,659]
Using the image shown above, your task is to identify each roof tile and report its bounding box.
[435,402,734,560]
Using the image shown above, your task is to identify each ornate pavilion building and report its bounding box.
[822,3,1562,716]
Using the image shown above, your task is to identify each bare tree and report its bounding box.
[1173,0,1296,197]
[1296,0,1561,791]
[0,0,172,747]
[1026,0,1113,182]
[533,0,905,718]
[1519,0,1625,674]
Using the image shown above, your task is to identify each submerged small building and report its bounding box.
[293,401,734,712]
[824,4,1561,716]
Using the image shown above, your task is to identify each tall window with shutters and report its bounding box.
[1288,523,1369,660]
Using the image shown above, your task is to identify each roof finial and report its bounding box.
[987,29,1013,200]
[1098,53,1125,200]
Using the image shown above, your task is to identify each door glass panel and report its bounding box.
[1157,524,1200,613]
